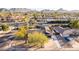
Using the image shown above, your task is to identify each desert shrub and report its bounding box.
[28,32,48,48]
[15,26,28,39]
[1,24,9,31]
[69,20,79,29]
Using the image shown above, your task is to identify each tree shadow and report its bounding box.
[0,38,28,51]
[5,43,29,51]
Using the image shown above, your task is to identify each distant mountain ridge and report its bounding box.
[0,8,79,13]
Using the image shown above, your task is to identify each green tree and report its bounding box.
[33,13,38,20]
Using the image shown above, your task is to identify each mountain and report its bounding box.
[9,8,32,12]
[41,9,55,13]
[0,8,9,12]
[56,8,68,13]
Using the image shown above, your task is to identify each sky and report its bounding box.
[0,0,79,10]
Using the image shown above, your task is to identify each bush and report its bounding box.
[1,24,9,31]
[15,26,28,39]
[69,20,79,29]
[28,32,48,48]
